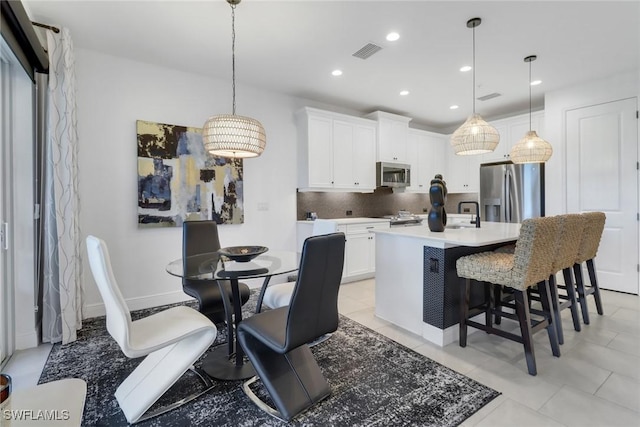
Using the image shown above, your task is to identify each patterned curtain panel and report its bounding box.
[42,28,82,344]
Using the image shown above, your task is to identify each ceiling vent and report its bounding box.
[352,43,383,59]
[477,92,501,101]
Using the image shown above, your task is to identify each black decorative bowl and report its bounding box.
[218,246,268,262]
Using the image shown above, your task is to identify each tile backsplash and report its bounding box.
[297,188,479,220]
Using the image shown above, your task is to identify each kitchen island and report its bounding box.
[372,220,521,346]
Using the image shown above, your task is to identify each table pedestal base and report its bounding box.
[201,345,256,381]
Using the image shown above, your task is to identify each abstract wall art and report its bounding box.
[137,120,244,228]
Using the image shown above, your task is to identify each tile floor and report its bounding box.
[4,278,640,426]
[339,279,640,427]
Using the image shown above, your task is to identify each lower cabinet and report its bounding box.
[342,222,389,282]
[345,229,374,277]
[296,220,389,283]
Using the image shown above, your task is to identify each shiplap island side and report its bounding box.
[371,220,521,346]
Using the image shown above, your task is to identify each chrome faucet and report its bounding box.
[457,201,481,228]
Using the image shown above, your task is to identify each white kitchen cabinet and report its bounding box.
[482,111,545,163]
[407,129,446,193]
[297,107,376,192]
[296,219,389,283]
[366,111,412,163]
[343,222,389,281]
[345,232,372,277]
[304,113,334,188]
[445,150,483,193]
[333,119,376,190]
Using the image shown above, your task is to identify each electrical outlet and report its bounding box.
[258,202,269,211]
[346,210,353,216]
[423,207,428,213]
[429,258,439,273]
[463,208,471,213]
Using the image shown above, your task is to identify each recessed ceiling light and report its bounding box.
[386,32,400,42]
[530,80,542,86]
[332,69,343,76]
[449,105,459,110]
[460,65,472,72]
[399,90,409,96]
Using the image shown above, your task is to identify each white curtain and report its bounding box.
[41,27,82,344]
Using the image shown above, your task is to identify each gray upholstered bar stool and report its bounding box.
[457,216,561,376]
[546,214,585,344]
[574,212,606,324]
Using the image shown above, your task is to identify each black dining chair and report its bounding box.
[237,232,346,421]
[182,220,251,323]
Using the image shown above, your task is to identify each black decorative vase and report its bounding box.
[428,174,448,232]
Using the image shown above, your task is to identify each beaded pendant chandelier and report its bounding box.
[202,0,266,158]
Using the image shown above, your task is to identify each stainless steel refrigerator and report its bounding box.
[479,161,544,223]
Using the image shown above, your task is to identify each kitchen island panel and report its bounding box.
[423,244,508,329]
[374,233,424,335]
[373,222,520,346]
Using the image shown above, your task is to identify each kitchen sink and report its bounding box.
[445,222,476,229]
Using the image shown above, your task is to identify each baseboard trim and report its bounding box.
[83,290,194,319]
[15,330,39,350]
[421,314,483,347]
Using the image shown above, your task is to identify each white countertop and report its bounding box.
[372,221,521,248]
[297,217,391,225]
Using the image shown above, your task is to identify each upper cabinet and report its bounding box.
[445,149,483,193]
[297,107,376,192]
[366,111,412,163]
[482,111,545,163]
[297,107,546,194]
[406,129,447,193]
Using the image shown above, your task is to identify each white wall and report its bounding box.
[77,49,303,317]
[543,71,639,215]
[70,47,640,318]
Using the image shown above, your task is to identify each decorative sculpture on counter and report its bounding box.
[428,174,448,232]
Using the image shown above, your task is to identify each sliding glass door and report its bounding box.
[0,39,15,367]
[0,33,38,364]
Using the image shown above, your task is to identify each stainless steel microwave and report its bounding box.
[376,162,411,188]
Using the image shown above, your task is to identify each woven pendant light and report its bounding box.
[451,18,500,156]
[510,55,552,163]
[203,0,266,158]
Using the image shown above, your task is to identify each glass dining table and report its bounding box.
[166,250,299,381]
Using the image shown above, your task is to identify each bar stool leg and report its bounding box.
[484,282,494,331]
[574,263,591,324]
[514,290,537,375]
[562,267,581,332]
[493,285,503,325]
[459,278,471,347]
[586,259,604,315]
[548,274,564,345]
[538,280,561,358]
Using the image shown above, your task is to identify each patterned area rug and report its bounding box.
[39,295,499,426]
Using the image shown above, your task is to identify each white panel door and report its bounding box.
[566,97,639,294]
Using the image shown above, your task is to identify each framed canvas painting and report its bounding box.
[137,120,244,227]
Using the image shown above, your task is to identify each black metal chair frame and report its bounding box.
[182,220,251,324]
[237,233,346,421]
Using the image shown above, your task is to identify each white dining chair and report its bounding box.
[86,235,218,423]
